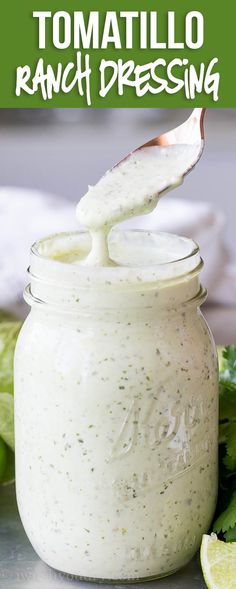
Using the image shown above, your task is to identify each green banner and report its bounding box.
[0,0,234,107]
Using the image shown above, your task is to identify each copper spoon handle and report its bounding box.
[139,108,206,149]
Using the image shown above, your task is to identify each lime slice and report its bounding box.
[201,533,236,589]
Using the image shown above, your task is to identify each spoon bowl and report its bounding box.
[116,108,206,195]
[139,108,206,150]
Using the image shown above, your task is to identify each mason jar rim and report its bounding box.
[30,229,201,285]
[25,230,205,312]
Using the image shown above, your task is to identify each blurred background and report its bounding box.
[0,108,235,253]
[0,108,235,342]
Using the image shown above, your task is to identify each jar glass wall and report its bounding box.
[14,230,218,582]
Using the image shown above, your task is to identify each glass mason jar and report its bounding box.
[14,230,218,582]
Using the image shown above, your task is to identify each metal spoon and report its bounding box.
[117,107,206,193]
[77,108,206,265]
[139,108,206,151]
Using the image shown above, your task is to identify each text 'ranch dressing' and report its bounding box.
[14,139,218,581]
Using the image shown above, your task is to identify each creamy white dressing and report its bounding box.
[14,135,218,582]
[76,143,200,266]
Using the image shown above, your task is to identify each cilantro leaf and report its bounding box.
[225,525,236,542]
[214,346,236,541]
[223,453,236,473]
[213,491,236,534]
[226,423,236,459]
[219,422,230,444]
[220,346,236,384]
[219,384,236,421]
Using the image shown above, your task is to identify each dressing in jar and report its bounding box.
[14,228,218,582]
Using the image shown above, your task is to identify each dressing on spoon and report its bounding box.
[76,110,204,266]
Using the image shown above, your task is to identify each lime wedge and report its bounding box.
[201,533,236,589]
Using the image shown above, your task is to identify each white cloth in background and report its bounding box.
[121,198,236,304]
[0,187,77,314]
[0,186,235,315]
